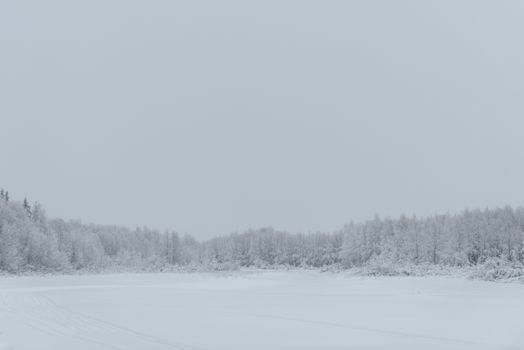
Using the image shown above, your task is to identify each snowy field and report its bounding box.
[0,271,523,350]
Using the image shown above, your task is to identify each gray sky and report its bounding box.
[1,1,523,238]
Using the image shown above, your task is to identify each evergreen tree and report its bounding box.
[23,197,32,217]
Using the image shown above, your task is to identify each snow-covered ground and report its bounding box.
[0,271,522,350]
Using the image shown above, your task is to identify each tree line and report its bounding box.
[0,189,523,273]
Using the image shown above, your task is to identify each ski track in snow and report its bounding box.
[0,293,204,350]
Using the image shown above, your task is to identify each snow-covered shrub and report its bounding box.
[207,259,240,271]
[470,258,524,281]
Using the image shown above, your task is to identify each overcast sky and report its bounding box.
[1,1,523,238]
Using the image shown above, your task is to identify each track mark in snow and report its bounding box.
[41,295,207,350]
[1,293,206,350]
[240,312,515,350]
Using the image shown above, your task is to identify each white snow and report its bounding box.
[0,271,523,350]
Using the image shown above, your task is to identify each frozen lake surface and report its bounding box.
[0,271,522,350]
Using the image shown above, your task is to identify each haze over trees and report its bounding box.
[0,189,523,274]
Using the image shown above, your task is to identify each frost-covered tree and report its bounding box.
[0,190,522,273]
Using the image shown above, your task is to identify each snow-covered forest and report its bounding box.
[1,189,523,275]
